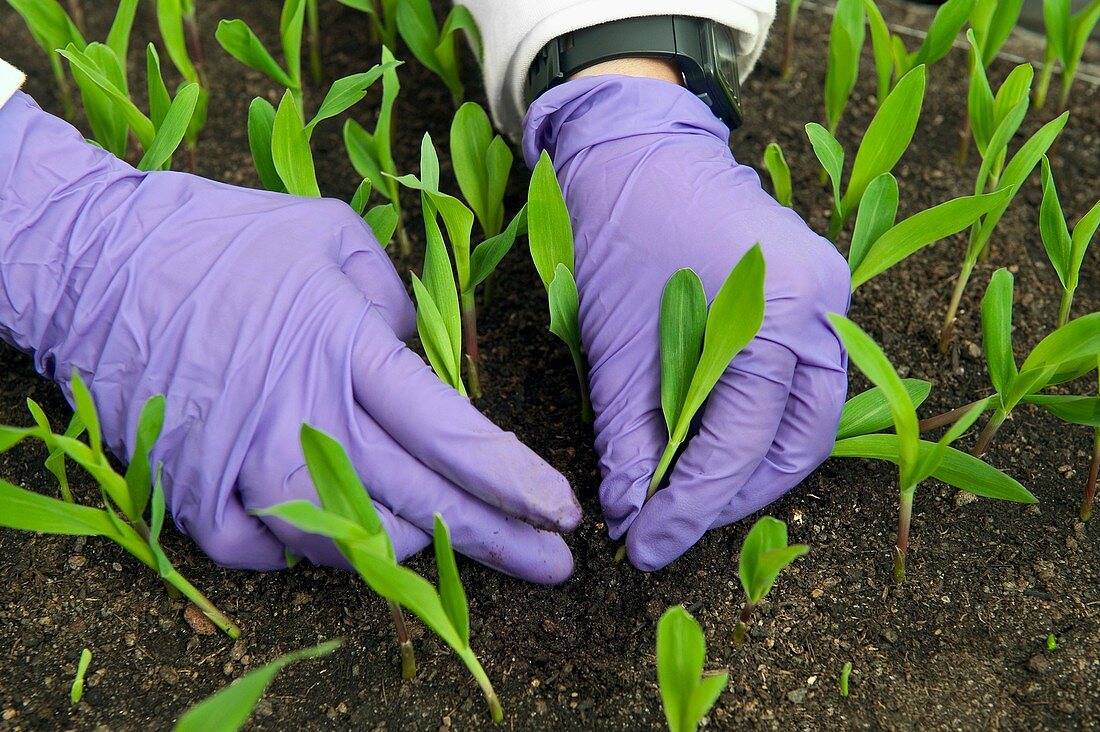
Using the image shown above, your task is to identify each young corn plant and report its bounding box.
[0,375,241,637]
[1039,156,1100,327]
[782,0,804,79]
[246,61,396,199]
[808,64,927,239]
[216,0,308,112]
[528,151,592,422]
[69,648,92,704]
[255,427,504,723]
[345,47,412,254]
[963,31,1034,175]
[864,0,973,103]
[649,251,766,502]
[732,516,808,644]
[5,0,86,118]
[839,662,853,697]
[970,0,1025,66]
[763,142,792,208]
[656,606,728,732]
[451,102,513,241]
[967,268,1100,458]
[1037,160,1100,519]
[1035,0,1100,110]
[846,172,1013,291]
[824,0,865,136]
[394,133,526,398]
[828,316,1037,582]
[939,109,1069,351]
[155,0,209,160]
[173,641,341,732]
[337,0,398,49]
[56,3,202,173]
[396,0,482,106]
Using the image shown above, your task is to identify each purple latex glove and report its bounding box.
[0,92,580,583]
[524,77,851,571]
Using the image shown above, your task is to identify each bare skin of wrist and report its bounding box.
[570,58,685,86]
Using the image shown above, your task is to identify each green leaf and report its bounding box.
[1067,0,1100,74]
[421,200,463,379]
[156,0,199,83]
[1040,156,1072,288]
[805,123,844,212]
[44,412,85,501]
[365,204,399,247]
[6,0,85,57]
[910,398,991,482]
[123,395,166,521]
[69,373,101,456]
[215,19,294,88]
[763,142,792,208]
[271,90,320,197]
[840,65,926,220]
[973,113,1069,254]
[0,480,121,537]
[848,173,898,273]
[966,31,995,153]
[972,0,1024,64]
[280,0,307,86]
[912,0,974,68]
[147,467,174,577]
[254,501,382,551]
[851,187,1013,290]
[146,44,173,129]
[138,82,200,171]
[59,44,156,149]
[831,434,1037,503]
[528,151,574,291]
[660,269,708,436]
[864,0,894,102]
[657,606,709,732]
[1068,199,1100,292]
[248,98,284,193]
[306,64,396,137]
[991,64,1034,126]
[350,179,372,216]
[688,673,729,732]
[1021,311,1100,372]
[106,0,139,78]
[824,0,865,133]
[300,425,392,555]
[548,264,582,357]
[433,514,469,647]
[469,206,527,289]
[1024,394,1100,427]
[70,648,92,704]
[450,102,493,231]
[836,379,933,440]
[412,274,463,392]
[674,246,766,444]
[829,315,919,481]
[173,641,341,732]
[739,516,808,604]
[982,269,1019,397]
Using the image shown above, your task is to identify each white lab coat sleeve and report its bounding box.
[0,58,27,111]
[458,0,777,137]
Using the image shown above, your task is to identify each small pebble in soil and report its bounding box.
[183,604,217,635]
[954,491,978,508]
[786,688,808,704]
[1027,654,1049,674]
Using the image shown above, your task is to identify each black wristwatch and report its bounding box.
[525,16,744,130]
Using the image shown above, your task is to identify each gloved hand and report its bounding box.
[524,76,851,571]
[0,92,580,584]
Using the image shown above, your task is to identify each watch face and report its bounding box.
[713,25,739,85]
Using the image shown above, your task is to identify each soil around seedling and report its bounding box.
[1,1,1099,729]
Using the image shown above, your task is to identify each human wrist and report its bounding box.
[569,58,684,86]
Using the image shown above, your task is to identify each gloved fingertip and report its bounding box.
[598,466,652,540]
[520,534,576,586]
[624,529,674,573]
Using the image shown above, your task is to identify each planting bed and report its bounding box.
[2,0,1099,729]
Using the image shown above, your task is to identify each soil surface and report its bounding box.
[2,1,1099,730]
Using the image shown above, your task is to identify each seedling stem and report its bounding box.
[460,648,503,723]
[1083,430,1100,521]
[895,489,914,583]
[732,602,753,644]
[389,600,416,680]
[939,256,975,353]
[971,408,1007,457]
[460,291,482,400]
[919,399,987,433]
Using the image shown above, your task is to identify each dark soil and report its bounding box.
[2,1,1099,730]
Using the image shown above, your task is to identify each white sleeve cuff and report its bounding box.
[0,59,27,111]
[460,1,777,139]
